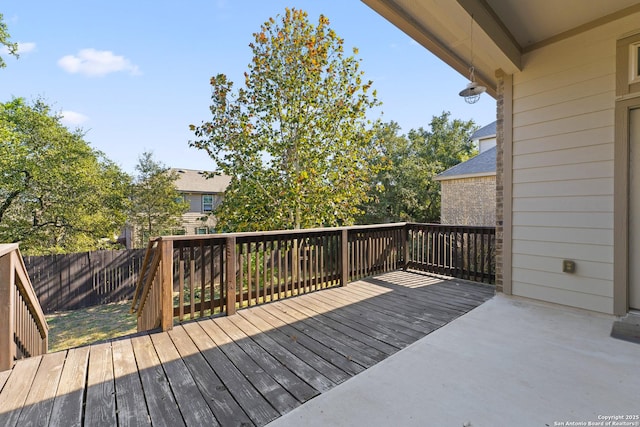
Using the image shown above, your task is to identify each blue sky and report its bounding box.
[1,1,496,173]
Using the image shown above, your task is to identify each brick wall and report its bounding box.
[440,175,496,226]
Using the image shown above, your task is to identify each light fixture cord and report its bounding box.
[469,14,475,81]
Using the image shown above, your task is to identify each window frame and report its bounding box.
[202,194,214,212]
[630,41,640,85]
[195,226,208,235]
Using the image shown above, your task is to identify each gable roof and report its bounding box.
[434,146,496,181]
[471,121,497,140]
[171,168,231,193]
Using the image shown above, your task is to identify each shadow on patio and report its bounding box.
[0,270,494,426]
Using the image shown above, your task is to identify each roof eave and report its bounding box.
[361,0,523,97]
[434,171,496,181]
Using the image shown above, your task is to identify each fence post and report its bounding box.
[340,229,349,286]
[160,240,174,332]
[0,249,16,371]
[401,225,409,271]
[225,236,237,315]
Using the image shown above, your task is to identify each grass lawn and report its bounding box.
[45,301,137,353]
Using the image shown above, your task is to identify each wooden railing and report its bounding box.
[132,223,495,332]
[0,244,48,371]
[407,224,495,283]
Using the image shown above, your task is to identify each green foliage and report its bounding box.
[128,152,189,247]
[359,113,477,224]
[0,13,18,68]
[190,8,381,232]
[0,98,131,254]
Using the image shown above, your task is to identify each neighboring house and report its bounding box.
[435,144,496,226]
[435,121,497,226]
[471,120,496,153]
[363,0,640,316]
[172,168,231,235]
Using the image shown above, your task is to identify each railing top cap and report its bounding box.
[157,222,410,242]
[0,243,20,258]
[150,222,495,244]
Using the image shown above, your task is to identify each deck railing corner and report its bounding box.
[0,243,48,371]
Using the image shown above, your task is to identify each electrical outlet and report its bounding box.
[562,260,576,273]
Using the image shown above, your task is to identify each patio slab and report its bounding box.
[268,294,640,427]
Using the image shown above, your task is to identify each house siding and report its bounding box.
[179,193,223,234]
[440,175,496,226]
[510,13,640,314]
[185,194,203,213]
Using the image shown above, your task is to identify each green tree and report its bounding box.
[190,8,381,232]
[0,98,130,254]
[359,113,477,224]
[0,13,19,68]
[128,152,188,247]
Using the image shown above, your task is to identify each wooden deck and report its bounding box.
[0,271,494,427]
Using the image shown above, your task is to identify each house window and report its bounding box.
[631,42,640,84]
[202,194,213,212]
[195,226,208,235]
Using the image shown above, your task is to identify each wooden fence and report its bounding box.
[24,249,146,314]
[132,223,495,333]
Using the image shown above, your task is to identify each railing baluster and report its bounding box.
[179,244,185,321]
[199,240,205,317]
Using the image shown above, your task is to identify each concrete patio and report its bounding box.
[268,294,640,427]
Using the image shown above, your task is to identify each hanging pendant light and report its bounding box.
[459,66,486,104]
[459,15,486,104]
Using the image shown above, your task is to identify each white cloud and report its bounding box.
[57,48,141,77]
[17,42,36,54]
[60,110,89,126]
[0,41,36,55]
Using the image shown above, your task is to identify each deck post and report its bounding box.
[0,249,17,371]
[160,239,174,332]
[401,224,409,270]
[225,236,237,315]
[340,229,349,286]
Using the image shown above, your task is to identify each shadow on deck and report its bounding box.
[0,270,494,427]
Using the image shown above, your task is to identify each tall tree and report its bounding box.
[0,98,130,254]
[128,152,188,247]
[0,13,19,68]
[359,113,477,224]
[190,8,381,232]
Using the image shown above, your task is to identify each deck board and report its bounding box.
[0,271,493,427]
[227,314,336,393]
[130,335,185,427]
[18,351,65,426]
[214,316,319,403]
[235,310,349,386]
[198,319,299,416]
[49,346,89,427]
[85,343,116,427]
[167,326,252,426]
[150,332,217,427]
[183,321,280,426]
[250,305,365,376]
[112,338,151,427]
[0,355,42,427]
[0,370,10,393]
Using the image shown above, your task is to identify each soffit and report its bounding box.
[487,0,640,49]
[362,0,640,96]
